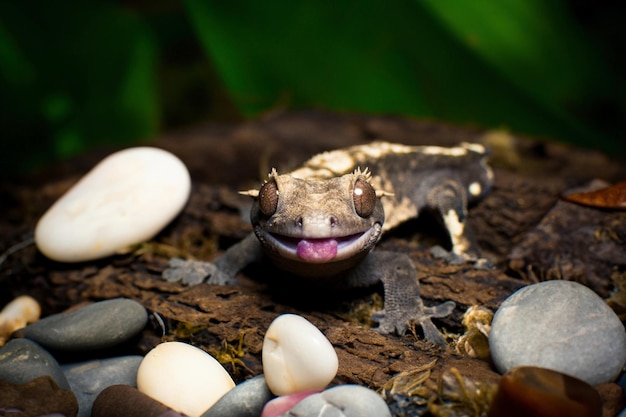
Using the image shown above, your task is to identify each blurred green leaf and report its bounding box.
[422,1,609,101]
[1,1,624,176]
[185,0,622,152]
[0,1,159,174]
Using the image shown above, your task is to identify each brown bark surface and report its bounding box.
[1,110,625,415]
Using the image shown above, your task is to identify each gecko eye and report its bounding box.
[353,178,377,217]
[258,180,279,216]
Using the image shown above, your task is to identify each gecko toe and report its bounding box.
[430,245,481,265]
[424,300,456,319]
[162,258,216,285]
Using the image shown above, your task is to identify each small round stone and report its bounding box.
[262,314,338,396]
[0,375,78,417]
[489,280,626,385]
[35,146,191,263]
[137,341,235,417]
[0,338,70,389]
[0,295,41,346]
[282,385,391,417]
[261,390,318,417]
[201,375,274,417]
[489,366,602,417]
[92,384,186,417]
[63,356,143,417]
[18,298,148,352]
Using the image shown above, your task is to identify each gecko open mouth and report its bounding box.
[257,226,381,264]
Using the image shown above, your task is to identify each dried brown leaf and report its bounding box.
[563,181,626,210]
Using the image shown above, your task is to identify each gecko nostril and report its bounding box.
[330,216,337,227]
[296,216,303,228]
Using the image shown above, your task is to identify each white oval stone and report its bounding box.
[35,147,191,262]
[262,314,338,396]
[137,341,235,417]
[0,295,41,346]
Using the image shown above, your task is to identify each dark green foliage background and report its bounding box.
[1,1,624,176]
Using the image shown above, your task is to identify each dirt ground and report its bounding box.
[2,110,625,415]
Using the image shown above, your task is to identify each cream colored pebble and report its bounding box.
[0,295,41,346]
[137,341,235,417]
[262,314,338,396]
[35,147,191,262]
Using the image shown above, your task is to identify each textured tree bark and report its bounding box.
[1,110,624,415]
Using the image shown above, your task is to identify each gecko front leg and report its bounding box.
[163,233,263,285]
[347,250,455,346]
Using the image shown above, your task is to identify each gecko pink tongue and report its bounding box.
[296,238,338,261]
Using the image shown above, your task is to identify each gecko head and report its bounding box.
[240,168,388,273]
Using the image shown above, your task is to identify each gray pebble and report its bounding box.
[489,280,626,385]
[63,355,143,417]
[281,385,391,417]
[201,374,274,417]
[18,298,148,351]
[0,338,70,389]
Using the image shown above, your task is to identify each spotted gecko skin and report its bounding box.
[164,141,493,345]
[288,141,493,258]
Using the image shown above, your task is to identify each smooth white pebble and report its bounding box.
[137,341,235,417]
[262,314,338,396]
[35,147,191,262]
